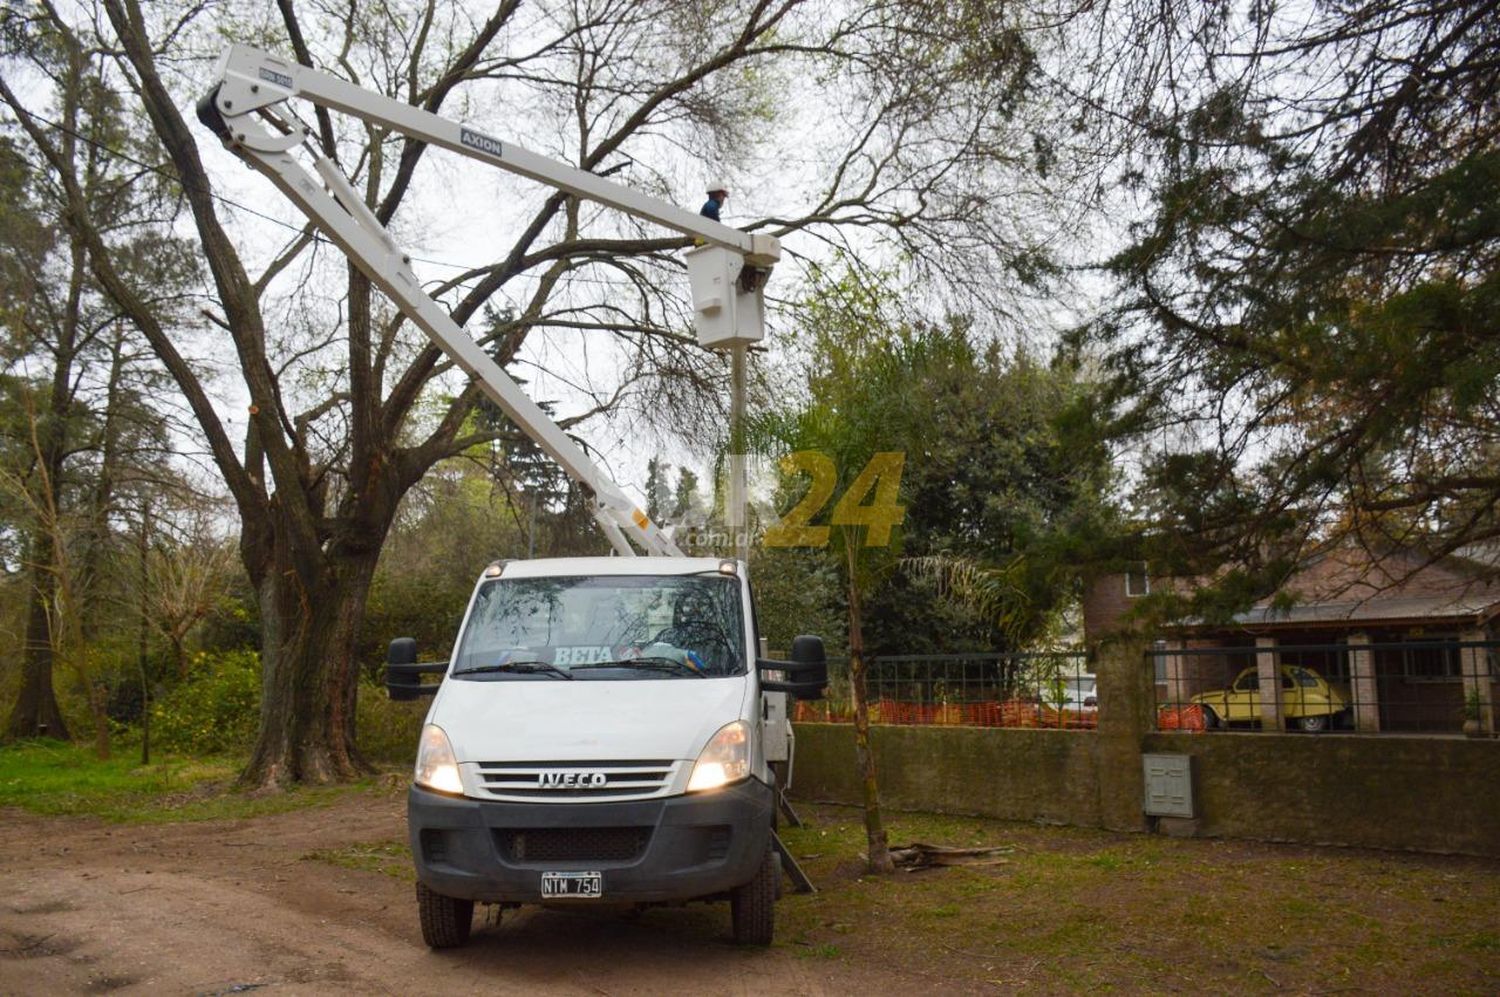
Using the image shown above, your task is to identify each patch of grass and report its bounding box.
[794,942,842,959]
[775,803,1500,993]
[0,739,376,823]
[1279,897,1319,918]
[305,838,413,881]
[1467,932,1500,952]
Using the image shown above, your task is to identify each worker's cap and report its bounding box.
[706,182,730,195]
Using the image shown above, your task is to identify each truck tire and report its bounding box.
[417,881,474,949]
[731,846,776,945]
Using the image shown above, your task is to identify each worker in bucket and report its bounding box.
[700,182,729,221]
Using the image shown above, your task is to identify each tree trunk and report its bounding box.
[846,544,894,874]
[239,538,381,789]
[89,681,110,760]
[7,192,83,742]
[8,539,70,740]
[138,504,151,766]
[171,635,187,680]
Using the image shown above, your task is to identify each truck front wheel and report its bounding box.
[731,847,776,945]
[417,881,474,949]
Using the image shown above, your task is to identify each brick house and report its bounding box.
[1083,547,1500,734]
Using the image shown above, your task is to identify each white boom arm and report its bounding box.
[197,44,780,556]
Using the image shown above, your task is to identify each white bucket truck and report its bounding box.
[387,557,826,945]
[197,45,827,945]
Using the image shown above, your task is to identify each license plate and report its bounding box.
[540,871,603,899]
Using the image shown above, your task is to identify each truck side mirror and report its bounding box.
[758,634,828,699]
[385,637,443,701]
[389,637,417,666]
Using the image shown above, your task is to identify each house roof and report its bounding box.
[1174,544,1500,633]
[1229,594,1498,628]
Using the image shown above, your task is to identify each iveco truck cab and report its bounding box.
[387,555,827,946]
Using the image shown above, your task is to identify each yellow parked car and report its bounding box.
[1192,664,1349,733]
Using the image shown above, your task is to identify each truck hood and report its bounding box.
[430,676,749,763]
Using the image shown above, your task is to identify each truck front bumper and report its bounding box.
[407,779,773,904]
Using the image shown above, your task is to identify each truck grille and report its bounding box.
[496,826,651,864]
[471,759,680,802]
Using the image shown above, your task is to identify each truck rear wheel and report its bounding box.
[731,847,776,945]
[417,881,474,949]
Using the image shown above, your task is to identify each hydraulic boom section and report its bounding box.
[196,44,780,556]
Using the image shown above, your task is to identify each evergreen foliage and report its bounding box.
[1065,0,1500,611]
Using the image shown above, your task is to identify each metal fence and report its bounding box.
[785,638,1500,737]
[1152,639,1499,736]
[792,651,1097,729]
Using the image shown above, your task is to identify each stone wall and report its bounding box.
[791,722,1500,857]
[791,723,1102,826]
[1141,732,1500,856]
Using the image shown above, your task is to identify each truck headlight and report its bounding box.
[414,724,464,795]
[687,720,751,792]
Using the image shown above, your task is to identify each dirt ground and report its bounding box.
[0,789,926,996]
[3,785,1498,995]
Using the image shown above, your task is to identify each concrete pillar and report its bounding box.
[1160,640,1188,703]
[1459,628,1494,733]
[1255,636,1284,731]
[1094,636,1154,832]
[1346,631,1380,733]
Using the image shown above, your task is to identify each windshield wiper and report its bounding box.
[571,656,707,677]
[452,660,573,680]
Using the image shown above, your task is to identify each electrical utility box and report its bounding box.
[1142,753,1195,818]
[685,244,765,350]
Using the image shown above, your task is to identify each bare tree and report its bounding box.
[141,508,236,680]
[0,15,189,740]
[3,0,1076,785]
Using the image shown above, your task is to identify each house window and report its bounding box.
[1125,568,1150,598]
[1399,639,1461,681]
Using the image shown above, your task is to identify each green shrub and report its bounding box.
[356,678,425,765]
[137,649,425,765]
[151,649,260,755]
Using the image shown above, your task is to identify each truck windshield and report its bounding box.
[452,574,745,679]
